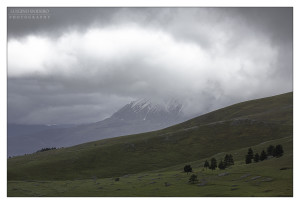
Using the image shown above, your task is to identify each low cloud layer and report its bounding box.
[7,8,293,124]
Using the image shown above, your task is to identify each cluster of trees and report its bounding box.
[203,154,234,170]
[184,153,235,184]
[267,144,284,157]
[245,144,284,164]
[204,158,217,170]
[184,144,284,184]
[36,147,57,153]
[218,154,234,170]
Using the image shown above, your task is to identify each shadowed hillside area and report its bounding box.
[7,92,292,183]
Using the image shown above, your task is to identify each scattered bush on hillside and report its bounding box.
[184,165,193,174]
[189,174,198,184]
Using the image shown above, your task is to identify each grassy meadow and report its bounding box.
[8,136,292,196]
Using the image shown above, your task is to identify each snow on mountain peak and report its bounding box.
[111,98,184,122]
[129,98,182,113]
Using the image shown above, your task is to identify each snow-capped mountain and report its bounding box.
[111,98,184,124]
[8,99,187,157]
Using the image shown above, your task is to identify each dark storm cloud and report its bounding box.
[229,8,293,82]
[7,7,293,124]
[232,8,292,44]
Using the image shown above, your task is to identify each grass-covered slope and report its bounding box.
[7,92,293,181]
[8,136,293,196]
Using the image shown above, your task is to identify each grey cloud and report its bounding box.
[7,8,293,124]
[8,77,134,124]
[232,8,292,44]
[8,7,292,44]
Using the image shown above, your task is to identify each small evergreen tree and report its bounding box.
[218,160,226,170]
[274,144,284,157]
[267,145,275,156]
[245,154,252,164]
[224,154,230,167]
[184,165,193,174]
[228,154,234,166]
[260,150,267,161]
[224,154,234,168]
[210,158,217,170]
[247,148,254,159]
[204,160,209,169]
[254,153,260,162]
[189,174,198,184]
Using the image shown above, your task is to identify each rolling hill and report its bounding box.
[7,92,293,182]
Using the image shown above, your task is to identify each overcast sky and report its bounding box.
[7,7,293,125]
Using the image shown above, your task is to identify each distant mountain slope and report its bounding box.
[112,98,183,123]
[8,92,292,181]
[8,99,186,156]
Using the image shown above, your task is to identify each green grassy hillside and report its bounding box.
[8,136,293,196]
[7,92,293,181]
